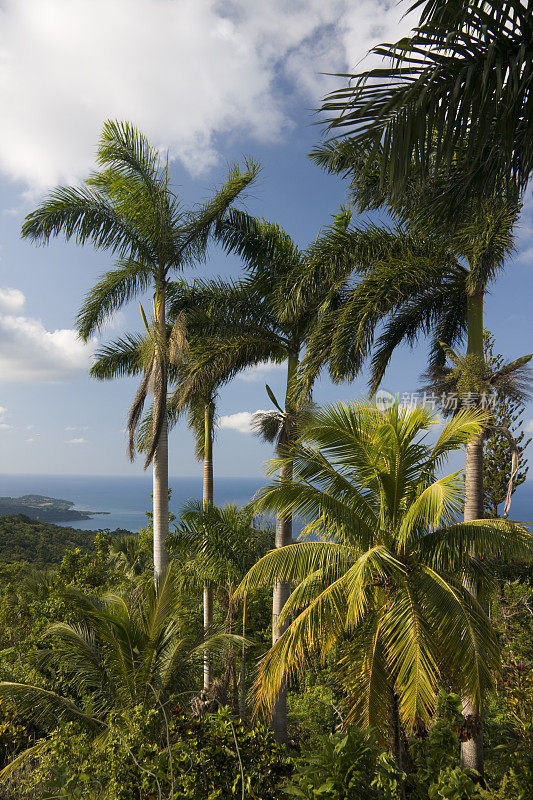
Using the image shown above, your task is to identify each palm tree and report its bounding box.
[184,390,218,690]
[298,172,531,773]
[0,567,239,772]
[94,284,226,689]
[235,401,533,771]
[170,374,220,692]
[170,207,364,740]
[319,0,533,210]
[22,121,258,580]
[171,501,274,717]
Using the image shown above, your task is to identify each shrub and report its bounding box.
[13,707,291,800]
[284,727,404,799]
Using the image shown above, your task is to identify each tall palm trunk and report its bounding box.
[239,601,247,723]
[153,286,169,581]
[203,399,215,691]
[389,689,408,800]
[271,350,298,744]
[461,290,485,779]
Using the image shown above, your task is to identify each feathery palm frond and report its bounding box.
[236,401,533,735]
[318,1,533,207]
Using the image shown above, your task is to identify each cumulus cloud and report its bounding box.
[0,288,96,382]
[0,424,13,430]
[218,409,270,434]
[0,288,25,314]
[238,360,287,382]
[0,0,414,193]
[525,419,533,434]
[67,437,88,444]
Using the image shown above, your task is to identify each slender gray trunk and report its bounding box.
[461,431,485,777]
[464,433,484,523]
[203,400,214,691]
[460,291,485,779]
[153,282,169,582]
[271,506,292,743]
[271,349,298,744]
[153,413,169,580]
[203,585,214,690]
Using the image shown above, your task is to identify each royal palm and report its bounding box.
[172,207,363,739]
[22,121,257,579]
[92,286,227,688]
[300,157,530,773]
[320,0,533,210]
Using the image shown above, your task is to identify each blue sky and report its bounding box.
[0,0,532,479]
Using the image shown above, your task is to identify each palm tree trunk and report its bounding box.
[153,284,169,581]
[239,598,247,723]
[203,399,215,691]
[271,503,292,743]
[461,290,485,779]
[239,643,247,723]
[271,349,298,744]
[389,689,407,800]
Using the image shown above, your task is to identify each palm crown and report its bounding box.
[0,568,233,735]
[235,402,533,736]
[304,143,522,392]
[319,0,533,209]
[22,121,258,578]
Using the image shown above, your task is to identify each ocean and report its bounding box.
[0,473,531,535]
[0,474,266,533]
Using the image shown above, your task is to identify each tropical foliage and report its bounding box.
[9,5,533,793]
[236,402,533,743]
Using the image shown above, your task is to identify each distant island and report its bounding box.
[0,494,109,523]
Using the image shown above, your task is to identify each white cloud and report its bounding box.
[0,407,6,419]
[0,288,25,314]
[238,360,287,382]
[25,437,35,442]
[0,423,13,430]
[66,437,88,444]
[525,419,533,433]
[0,0,413,193]
[0,288,96,381]
[218,409,270,434]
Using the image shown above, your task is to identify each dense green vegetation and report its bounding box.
[0,406,530,799]
[3,0,533,796]
[0,515,127,566]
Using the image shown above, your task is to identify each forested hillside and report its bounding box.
[0,515,125,566]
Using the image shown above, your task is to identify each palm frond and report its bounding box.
[76,259,153,340]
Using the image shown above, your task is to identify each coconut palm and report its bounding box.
[320,0,533,210]
[22,121,258,580]
[171,501,273,716]
[235,401,533,770]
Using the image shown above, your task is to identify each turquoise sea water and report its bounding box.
[0,473,530,535]
[0,474,265,533]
